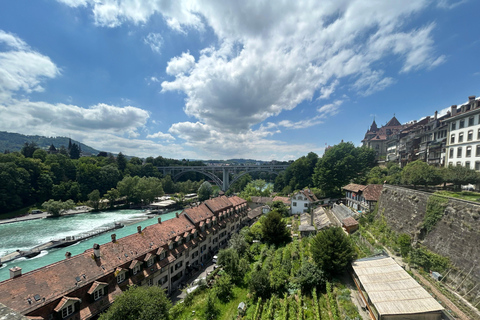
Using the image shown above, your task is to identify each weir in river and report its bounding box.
[0,209,180,282]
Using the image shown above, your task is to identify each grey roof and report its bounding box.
[0,302,29,320]
[332,203,355,221]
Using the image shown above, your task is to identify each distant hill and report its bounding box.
[0,131,101,155]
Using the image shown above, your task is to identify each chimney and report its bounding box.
[9,266,22,279]
[310,211,314,226]
[137,226,142,234]
[451,105,457,116]
[176,212,179,218]
[93,243,100,258]
[158,217,162,224]
[111,234,116,243]
[65,252,72,259]
[469,95,476,101]
[434,111,438,120]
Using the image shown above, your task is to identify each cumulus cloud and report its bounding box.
[0,30,60,100]
[144,32,163,53]
[165,52,195,75]
[146,131,175,141]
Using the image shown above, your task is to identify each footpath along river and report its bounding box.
[0,209,180,282]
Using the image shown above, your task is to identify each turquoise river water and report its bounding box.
[0,209,180,282]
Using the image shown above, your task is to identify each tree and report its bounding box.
[135,177,164,204]
[261,210,291,245]
[443,164,480,190]
[204,291,219,320]
[228,232,248,256]
[104,188,120,209]
[42,199,76,217]
[213,273,233,302]
[240,179,272,199]
[32,149,47,162]
[295,259,325,294]
[397,233,412,257]
[311,227,356,277]
[198,181,213,201]
[88,189,101,210]
[249,269,271,299]
[217,248,248,283]
[21,141,38,158]
[98,285,171,320]
[69,143,81,159]
[313,142,376,196]
[270,201,289,217]
[116,152,127,172]
[401,160,442,189]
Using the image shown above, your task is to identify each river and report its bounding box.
[0,209,181,282]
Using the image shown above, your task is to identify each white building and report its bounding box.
[445,96,480,170]
[291,189,318,215]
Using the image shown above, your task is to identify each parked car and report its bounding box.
[212,255,218,263]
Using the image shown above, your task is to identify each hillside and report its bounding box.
[0,131,100,155]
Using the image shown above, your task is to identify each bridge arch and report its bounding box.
[172,170,223,190]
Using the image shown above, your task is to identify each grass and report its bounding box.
[435,190,480,202]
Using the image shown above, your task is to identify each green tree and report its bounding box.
[240,179,273,199]
[135,177,164,204]
[32,149,47,162]
[313,142,376,196]
[261,210,291,245]
[228,232,249,256]
[69,143,81,159]
[42,199,76,217]
[270,201,289,217]
[311,227,356,277]
[443,164,480,190]
[98,285,171,320]
[21,141,38,158]
[116,152,127,172]
[204,291,219,320]
[249,269,271,299]
[162,175,175,194]
[295,259,325,294]
[397,233,412,257]
[117,175,141,203]
[88,189,101,210]
[401,160,442,189]
[213,273,233,302]
[217,248,248,283]
[104,188,120,209]
[198,181,213,201]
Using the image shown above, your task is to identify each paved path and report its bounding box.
[0,207,92,225]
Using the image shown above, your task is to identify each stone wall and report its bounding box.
[378,185,480,301]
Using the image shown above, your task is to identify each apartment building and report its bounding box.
[445,96,480,169]
[0,195,248,320]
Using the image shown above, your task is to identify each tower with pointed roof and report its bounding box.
[362,116,406,160]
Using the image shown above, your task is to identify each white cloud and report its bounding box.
[165,52,195,76]
[437,0,469,9]
[0,30,60,100]
[353,70,395,96]
[144,32,163,53]
[147,131,175,141]
[317,100,343,118]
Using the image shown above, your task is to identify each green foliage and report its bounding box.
[214,273,233,302]
[274,152,318,192]
[204,290,220,320]
[270,201,290,217]
[397,233,412,257]
[98,285,171,320]
[228,232,249,256]
[261,210,291,245]
[312,288,321,320]
[42,199,75,216]
[240,179,273,199]
[443,164,480,190]
[295,259,325,294]
[311,227,356,277]
[217,248,248,283]
[335,286,361,320]
[410,246,450,273]
[326,282,339,320]
[198,181,213,201]
[313,142,376,196]
[249,269,271,299]
[402,160,442,188]
[88,189,101,210]
[423,195,448,233]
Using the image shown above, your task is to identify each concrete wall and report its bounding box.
[377,185,480,301]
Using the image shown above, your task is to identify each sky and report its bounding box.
[0,0,479,161]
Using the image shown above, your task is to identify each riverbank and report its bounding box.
[0,206,93,225]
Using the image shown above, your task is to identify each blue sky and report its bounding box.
[0,0,479,160]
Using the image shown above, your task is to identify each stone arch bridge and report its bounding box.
[156,164,289,191]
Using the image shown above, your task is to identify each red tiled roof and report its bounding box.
[272,196,291,205]
[183,203,213,224]
[54,297,81,312]
[87,281,108,295]
[342,216,359,227]
[363,184,383,201]
[343,183,367,193]
[204,196,233,213]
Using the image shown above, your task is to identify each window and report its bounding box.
[457,147,462,158]
[148,278,153,286]
[304,203,308,207]
[457,162,461,166]
[451,122,456,130]
[93,288,104,300]
[159,252,166,260]
[469,117,474,126]
[117,273,125,283]
[459,132,464,143]
[147,257,154,267]
[449,148,454,158]
[158,275,168,285]
[62,304,74,318]
[478,128,480,140]
[477,145,480,157]
[467,146,472,157]
[468,130,473,141]
[451,134,455,144]
[133,264,141,275]
[460,119,465,128]
[293,202,297,206]
[476,161,480,170]
[465,161,471,168]
[449,162,453,166]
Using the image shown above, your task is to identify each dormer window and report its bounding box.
[147,257,154,267]
[62,305,74,318]
[93,288,104,301]
[159,251,166,260]
[117,272,126,283]
[133,264,141,275]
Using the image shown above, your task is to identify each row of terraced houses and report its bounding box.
[0,195,248,320]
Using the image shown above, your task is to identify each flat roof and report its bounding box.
[352,256,444,316]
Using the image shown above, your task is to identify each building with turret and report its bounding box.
[362,116,405,160]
